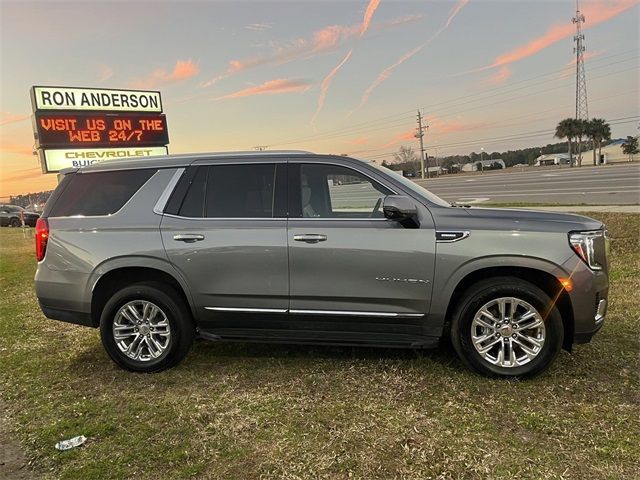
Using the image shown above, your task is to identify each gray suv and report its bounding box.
[34,152,609,377]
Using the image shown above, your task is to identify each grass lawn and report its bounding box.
[1,213,638,479]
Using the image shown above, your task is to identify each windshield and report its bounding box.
[368,162,451,208]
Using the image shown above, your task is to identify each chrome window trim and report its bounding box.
[163,213,287,221]
[436,231,470,243]
[153,168,185,215]
[205,307,288,314]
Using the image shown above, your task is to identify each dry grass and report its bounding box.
[0,213,638,479]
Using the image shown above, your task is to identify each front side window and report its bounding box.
[298,164,392,218]
[178,164,276,218]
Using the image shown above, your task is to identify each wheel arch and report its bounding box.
[442,264,574,352]
[90,263,196,328]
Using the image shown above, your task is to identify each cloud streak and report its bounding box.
[0,112,29,127]
[360,0,381,36]
[311,0,382,125]
[0,143,33,156]
[477,0,637,72]
[131,59,200,89]
[201,11,422,88]
[311,49,354,125]
[486,66,512,85]
[354,0,469,112]
[215,78,312,100]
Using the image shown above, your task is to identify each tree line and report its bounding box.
[381,117,637,174]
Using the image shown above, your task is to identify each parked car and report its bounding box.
[0,204,39,227]
[34,152,609,378]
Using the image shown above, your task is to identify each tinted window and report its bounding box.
[298,164,392,218]
[49,169,155,217]
[177,164,276,218]
[178,167,207,217]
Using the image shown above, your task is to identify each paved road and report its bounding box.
[413,163,640,205]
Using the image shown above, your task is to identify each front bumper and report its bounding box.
[563,256,609,344]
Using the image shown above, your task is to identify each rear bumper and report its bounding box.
[39,303,97,328]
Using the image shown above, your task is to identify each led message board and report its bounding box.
[34,112,169,149]
[31,86,169,173]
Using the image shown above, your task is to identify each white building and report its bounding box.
[582,138,634,164]
[534,153,572,166]
[461,159,506,172]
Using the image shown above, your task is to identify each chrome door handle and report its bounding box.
[173,234,205,242]
[293,234,327,243]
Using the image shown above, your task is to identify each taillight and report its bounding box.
[35,218,49,261]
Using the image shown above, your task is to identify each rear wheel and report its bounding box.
[99,283,194,372]
[451,277,563,378]
[10,218,21,227]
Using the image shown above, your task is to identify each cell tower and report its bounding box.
[573,0,589,120]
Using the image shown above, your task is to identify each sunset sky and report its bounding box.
[1,0,638,198]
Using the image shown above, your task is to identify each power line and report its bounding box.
[267,53,637,148]
[358,116,640,161]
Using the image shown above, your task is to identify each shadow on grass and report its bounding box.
[67,335,464,378]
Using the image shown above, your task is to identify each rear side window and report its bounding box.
[49,169,155,217]
[177,164,276,218]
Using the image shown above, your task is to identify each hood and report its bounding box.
[463,207,603,232]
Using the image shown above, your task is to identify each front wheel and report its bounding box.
[99,283,194,372]
[451,277,563,378]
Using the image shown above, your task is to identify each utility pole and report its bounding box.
[573,0,589,167]
[415,110,427,179]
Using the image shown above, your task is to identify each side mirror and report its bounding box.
[383,195,419,228]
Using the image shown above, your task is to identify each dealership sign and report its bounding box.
[42,147,168,172]
[31,86,169,173]
[31,86,162,112]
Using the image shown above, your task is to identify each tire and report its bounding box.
[10,218,21,227]
[99,282,194,372]
[450,276,563,378]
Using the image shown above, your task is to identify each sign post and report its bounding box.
[30,86,169,173]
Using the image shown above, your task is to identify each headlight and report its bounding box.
[569,230,606,270]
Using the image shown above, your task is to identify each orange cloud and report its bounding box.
[0,143,33,156]
[486,66,512,85]
[379,129,416,149]
[131,59,200,89]
[345,136,368,146]
[0,112,29,126]
[354,0,469,112]
[559,49,605,78]
[201,13,423,87]
[360,0,381,36]
[426,115,488,136]
[215,78,312,100]
[481,0,637,71]
[97,64,114,83]
[311,0,382,125]
[1,167,42,183]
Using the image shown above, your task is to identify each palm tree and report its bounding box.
[622,136,639,162]
[574,119,589,167]
[586,118,611,165]
[555,118,580,167]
